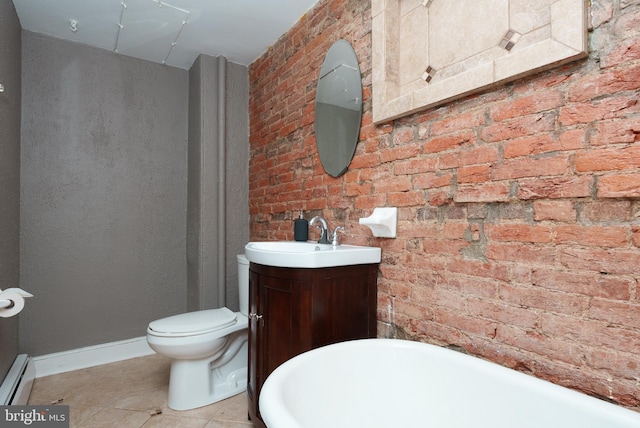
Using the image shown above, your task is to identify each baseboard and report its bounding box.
[0,355,35,405]
[32,337,155,378]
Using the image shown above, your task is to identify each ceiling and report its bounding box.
[12,0,319,69]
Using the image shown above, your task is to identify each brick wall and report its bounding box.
[249,0,640,409]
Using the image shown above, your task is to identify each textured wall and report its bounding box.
[249,0,640,410]
[224,60,250,309]
[20,32,189,356]
[0,0,22,379]
[187,55,223,311]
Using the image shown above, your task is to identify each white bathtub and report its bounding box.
[259,339,640,428]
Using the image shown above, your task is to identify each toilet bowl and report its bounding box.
[146,254,250,411]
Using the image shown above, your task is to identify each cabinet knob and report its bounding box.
[249,312,263,321]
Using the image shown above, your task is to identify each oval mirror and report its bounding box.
[314,39,363,177]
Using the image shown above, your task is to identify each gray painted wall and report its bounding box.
[224,61,250,310]
[20,32,189,356]
[187,55,222,311]
[187,56,249,313]
[0,0,22,379]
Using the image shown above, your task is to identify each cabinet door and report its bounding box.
[261,274,313,375]
[248,268,313,426]
[311,264,377,347]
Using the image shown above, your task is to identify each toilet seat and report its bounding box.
[148,307,237,338]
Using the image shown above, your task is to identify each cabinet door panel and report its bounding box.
[312,266,377,346]
[262,274,294,374]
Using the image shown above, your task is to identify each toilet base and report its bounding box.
[167,331,248,411]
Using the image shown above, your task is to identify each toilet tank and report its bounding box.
[237,254,249,316]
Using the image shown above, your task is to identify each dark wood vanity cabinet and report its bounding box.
[247,262,378,427]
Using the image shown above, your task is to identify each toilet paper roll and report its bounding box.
[0,292,25,318]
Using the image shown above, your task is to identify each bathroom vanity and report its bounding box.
[247,262,378,427]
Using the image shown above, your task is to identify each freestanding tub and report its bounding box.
[259,339,640,428]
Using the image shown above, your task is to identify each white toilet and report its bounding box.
[146,254,250,411]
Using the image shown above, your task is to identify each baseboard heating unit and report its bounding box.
[0,354,35,405]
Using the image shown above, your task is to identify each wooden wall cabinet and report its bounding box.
[247,262,378,427]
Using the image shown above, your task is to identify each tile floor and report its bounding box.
[27,354,254,428]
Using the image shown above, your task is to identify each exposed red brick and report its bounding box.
[589,298,640,329]
[459,145,500,166]
[614,5,640,39]
[496,325,584,367]
[559,247,640,275]
[428,190,452,206]
[533,200,576,222]
[493,154,571,180]
[503,134,555,159]
[480,113,555,142]
[380,144,420,163]
[575,146,640,172]
[413,172,453,189]
[344,181,372,197]
[349,152,381,169]
[633,225,640,248]
[392,127,415,145]
[486,242,556,264]
[589,0,615,30]
[598,173,640,198]
[423,130,476,154]
[490,89,564,122]
[458,164,490,184]
[373,176,412,193]
[441,273,503,301]
[554,225,629,247]
[431,109,485,135]
[581,200,632,222]
[601,35,640,68]
[455,182,510,203]
[248,0,640,410]
[435,307,499,339]
[438,152,460,170]
[393,157,437,175]
[531,268,632,300]
[388,190,426,207]
[584,347,640,384]
[568,63,640,102]
[354,194,387,210]
[518,176,592,199]
[559,95,640,126]
[485,224,553,243]
[590,116,640,146]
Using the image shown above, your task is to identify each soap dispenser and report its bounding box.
[294,211,308,241]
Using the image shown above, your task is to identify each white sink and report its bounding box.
[244,241,381,268]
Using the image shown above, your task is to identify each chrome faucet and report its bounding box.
[330,226,345,246]
[309,216,330,244]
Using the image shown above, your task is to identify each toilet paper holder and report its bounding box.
[0,288,33,312]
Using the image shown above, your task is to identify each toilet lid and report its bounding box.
[148,307,237,337]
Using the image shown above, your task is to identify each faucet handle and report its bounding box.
[330,226,345,246]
